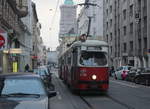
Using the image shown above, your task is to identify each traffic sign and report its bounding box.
[0,34,5,47]
[0,32,7,50]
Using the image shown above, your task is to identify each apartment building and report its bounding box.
[103,0,150,68]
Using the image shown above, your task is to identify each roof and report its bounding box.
[64,0,74,5]
[72,40,108,47]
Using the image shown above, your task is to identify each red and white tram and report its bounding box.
[58,40,109,92]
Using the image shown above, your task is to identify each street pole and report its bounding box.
[87,16,92,37]
[77,2,100,37]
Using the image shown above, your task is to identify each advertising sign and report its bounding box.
[0,32,7,51]
[13,62,18,73]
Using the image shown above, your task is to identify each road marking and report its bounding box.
[57,92,62,100]
[110,80,138,88]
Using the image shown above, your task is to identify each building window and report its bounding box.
[106,22,109,30]
[93,27,96,36]
[143,16,147,35]
[110,33,112,41]
[93,14,96,22]
[110,46,112,54]
[110,5,112,13]
[106,9,108,16]
[144,37,147,49]
[129,5,133,17]
[138,39,141,50]
[130,41,133,51]
[19,0,23,7]
[123,9,126,20]
[123,43,127,52]
[123,26,127,36]
[130,23,133,34]
[110,19,112,27]
[106,34,108,42]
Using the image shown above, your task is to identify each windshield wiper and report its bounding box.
[1,93,40,97]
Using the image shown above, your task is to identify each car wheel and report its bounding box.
[134,77,140,84]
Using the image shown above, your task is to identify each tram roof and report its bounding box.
[59,40,108,59]
[71,40,108,47]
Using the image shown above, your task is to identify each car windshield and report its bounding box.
[37,68,49,76]
[0,78,46,95]
[123,66,132,70]
[79,51,107,66]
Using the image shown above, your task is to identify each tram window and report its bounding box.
[80,51,107,66]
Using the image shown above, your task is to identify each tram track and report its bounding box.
[79,96,95,109]
[53,74,136,109]
[53,76,89,109]
[106,95,135,109]
[79,93,136,109]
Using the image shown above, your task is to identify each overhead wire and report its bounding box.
[50,0,60,29]
[49,0,61,50]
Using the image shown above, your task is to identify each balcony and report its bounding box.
[16,0,28,17]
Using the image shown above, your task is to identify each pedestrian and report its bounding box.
[25,64,30,72]
[110,66,114,77]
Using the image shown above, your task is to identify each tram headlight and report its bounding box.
[92,75,97,80]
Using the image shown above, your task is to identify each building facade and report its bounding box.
[103,0,150,69]
[0,0,28,73]
[0,0,43,73]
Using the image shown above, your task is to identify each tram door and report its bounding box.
[71,48,78,85]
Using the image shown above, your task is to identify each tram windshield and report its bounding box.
[79,51,107,66]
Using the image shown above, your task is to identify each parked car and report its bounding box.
[126,67,144,82]
[34,66,54,90]
[0,73,56,109]
[114,66,132,80]
[134,68,150,85]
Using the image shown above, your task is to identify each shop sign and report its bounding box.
[0,32,7,51]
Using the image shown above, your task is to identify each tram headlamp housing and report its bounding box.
[92,75,97,80]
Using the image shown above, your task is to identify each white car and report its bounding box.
[114,66,132,80]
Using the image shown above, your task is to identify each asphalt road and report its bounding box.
[49,70,150,109]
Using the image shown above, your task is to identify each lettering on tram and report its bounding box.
[58,39,109,93]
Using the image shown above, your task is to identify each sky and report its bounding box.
[32,0,85,51]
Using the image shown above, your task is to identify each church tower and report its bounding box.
[59,0,77,37]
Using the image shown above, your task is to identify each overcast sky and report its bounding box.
[32,0,84,51]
